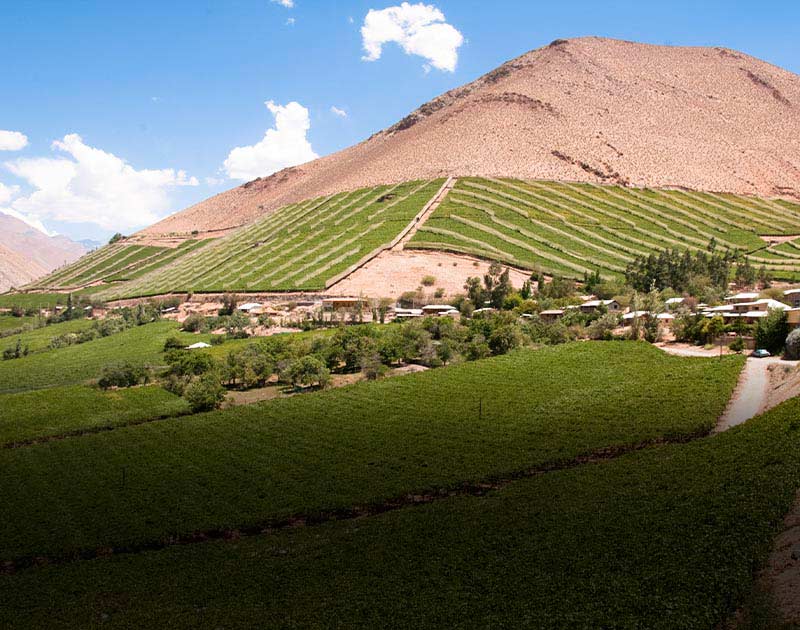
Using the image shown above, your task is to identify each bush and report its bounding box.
[587,312,620,341]
[421,275,436,287]
[729,337,745,353]
[181,314,206,333]
[754,309,789,354]
[163,336,185,351]
[98,363,150,389]
[184,373,227,413]
[785,329,800,361]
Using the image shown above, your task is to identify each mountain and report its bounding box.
[141,36,800,237]
[0,243,46,293]
[0,213,87,292]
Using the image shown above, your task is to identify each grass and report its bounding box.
[0,292,73,310]
[0,314,37,333]
[1,384,798,629]
[0,320,203,394]
[0,385,189,447]
[0,317,97,354]
[0,342,742,561]
[100,180,445,299]
[409,178,800,281]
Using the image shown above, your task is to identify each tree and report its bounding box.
[108,232,124,244]
[218,293,238,316]
[98,363,149,389]
[285,356,331,389]
[488,325,522,355]
[755,309,789,354]
[785,329,800,361]
[184,373,227,412]
[587,312,620,340]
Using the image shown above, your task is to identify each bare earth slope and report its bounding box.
[0,213,86,271]
[0,243,46,293]
[143,37,800,236]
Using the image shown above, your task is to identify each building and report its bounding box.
[579,299,621,314]
[238,302,263,313]
[393,308,423,319]
[539,309,565,322]
[788,308,800,330]
[421,304,458,315]
[664,297,685,309]
[783,289,800,308]
[724,292,760,304]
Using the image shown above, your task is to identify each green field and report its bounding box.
[0,385,189,447]
[2,375,798,629]
[0,320,204,393]
[27,239,211,291]
[0,292,74,310]
[100,179,445,299]
[0,342,742,561]
[0,317,97,354]
[0,314,37,334]
[408,178,800,281]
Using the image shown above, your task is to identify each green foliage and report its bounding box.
[729,336,745,353]
[420,274,436,287]
[283,355,331,389]
[0,321,197,394]
[625,247,736,293]
[184,373,227,413]
[97,362,151,389]
[0,385,188,447]
[5,394,798,628]
[0,343,742,561]
[785,329,800,360]
[754,309,789,354]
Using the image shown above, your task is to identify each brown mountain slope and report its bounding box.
[142,36,800,236]
[0,243,46,293]
[0,213,86,291]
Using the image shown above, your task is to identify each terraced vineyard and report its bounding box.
[101,179,445,299]
[27,239,211,291]
[408,178,800,281]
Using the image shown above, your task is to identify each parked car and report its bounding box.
[751,349,772,358]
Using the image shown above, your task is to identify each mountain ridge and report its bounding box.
[140,36,800,237]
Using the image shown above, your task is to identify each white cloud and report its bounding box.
[330,106,348,118]
[286,17,296,25]
[1,207,55,236]
[223,101,318,181]
[0,181,18,204]
[361,2,463,72]
[2,133,198,232]
[271,0,294,7]
[0,130,29,151]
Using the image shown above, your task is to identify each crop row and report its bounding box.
[101,180,443,298]
[0,342,741,561]
[408,178,800,280]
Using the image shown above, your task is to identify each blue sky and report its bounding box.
[1,0,798,242]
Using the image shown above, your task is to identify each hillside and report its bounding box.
[0,244,45,293]
[142,36,800,236]
[0,213,86,291]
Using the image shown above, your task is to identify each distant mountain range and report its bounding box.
[0,213,87,293]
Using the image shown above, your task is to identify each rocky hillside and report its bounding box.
[142,36,800,236]
[0,213,86,292]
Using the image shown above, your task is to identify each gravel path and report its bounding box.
[715,358,774,432]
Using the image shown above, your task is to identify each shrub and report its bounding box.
[184,373,227,413]
[181,314,206,333]
[754,309,789,354]
[729,337,745,353]
[163,336,185,351]
[98,363,150,389]
[785,329,800,360]
[421,275,436,287]
[587,313,620,340]
[434,288,445,299]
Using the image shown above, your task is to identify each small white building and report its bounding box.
[579,299,621,314]
[186,342,212,350]
[783,289,800,308]
[238,302,263,313]
[393,308,424,319]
